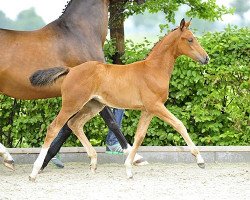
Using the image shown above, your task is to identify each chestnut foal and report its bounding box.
[29,19,209,180]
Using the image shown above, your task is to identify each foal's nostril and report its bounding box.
[202,55,210,64]
[206,56,210,62]
[205,56,210,63]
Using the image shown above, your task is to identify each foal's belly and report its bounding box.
[94,95,144,110]
[95,87,144,110]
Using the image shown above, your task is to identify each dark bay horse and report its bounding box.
[0,0,141,170]
[29,19,209,180]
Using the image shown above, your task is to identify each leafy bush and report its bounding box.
[0,27,249,147]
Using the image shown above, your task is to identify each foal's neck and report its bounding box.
[145,30,181,74]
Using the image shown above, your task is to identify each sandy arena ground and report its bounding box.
[0,162,249,200]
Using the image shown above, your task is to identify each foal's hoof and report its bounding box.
[126,168,133,179]
[4,160,15,171]
[197,162,205,169]
[90,165,97,174]
[29,176,36,182]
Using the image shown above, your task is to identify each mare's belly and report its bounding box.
[0,78,62,100]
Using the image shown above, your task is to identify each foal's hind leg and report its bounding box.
[67,100,105,173]
[152,104,205,168]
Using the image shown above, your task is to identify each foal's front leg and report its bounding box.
[153,104,205,168]
[125,111,152,178]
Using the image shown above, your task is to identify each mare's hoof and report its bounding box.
[4,160,15,171]
[198,162,205,169]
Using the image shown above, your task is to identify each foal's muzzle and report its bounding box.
[200,55,210,65]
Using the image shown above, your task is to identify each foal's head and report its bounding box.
[175,19,209,64]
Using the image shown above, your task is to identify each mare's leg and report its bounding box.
[67,100,104,173]
[152,104,205,168]
[0,143,15,170]
[29,107,78,181]
[41,124,72,170]
[100,107,128,149]
[124,111,152,178]
[100,107,147,165]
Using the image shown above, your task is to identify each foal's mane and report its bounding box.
[145,27,179,59]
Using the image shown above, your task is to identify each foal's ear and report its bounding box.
[185,18,192,28]
[180,18,185,31]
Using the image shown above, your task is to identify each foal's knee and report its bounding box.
[67,119,75,131]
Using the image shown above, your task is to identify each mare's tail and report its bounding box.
[29,67,70,87]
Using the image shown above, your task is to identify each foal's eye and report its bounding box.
[188,38,193,43]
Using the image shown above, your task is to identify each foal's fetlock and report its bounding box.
[89,156,97,173]
[190,147,199,156]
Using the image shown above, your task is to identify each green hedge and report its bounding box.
[0,26,249,147]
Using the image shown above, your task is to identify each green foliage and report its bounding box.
[0,27,249,147]
[125,0,233,27]
[122,38,152,64]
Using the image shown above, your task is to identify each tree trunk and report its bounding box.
[109,0,146,64]
[109,0,126,64]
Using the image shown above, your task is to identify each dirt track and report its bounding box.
[0,162,249,200]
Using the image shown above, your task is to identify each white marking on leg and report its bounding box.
[125,156,133,179]
[196,153,204,164]
[29,148,48,181]
[123,144,148,165]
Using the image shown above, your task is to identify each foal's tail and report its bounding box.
[30,67,70,87]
